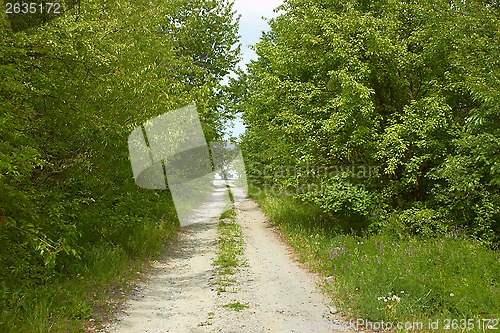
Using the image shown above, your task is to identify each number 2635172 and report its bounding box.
[443,319,498,330]
[6,2,61,14]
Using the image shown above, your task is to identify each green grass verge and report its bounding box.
[213,208,242,270]
[212,188,245,296]
[254,191,499,332]
[0,219,177,332]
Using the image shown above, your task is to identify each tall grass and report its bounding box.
[255,191,499,332]
[0,216,178,332]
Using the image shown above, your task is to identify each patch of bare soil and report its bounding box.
[108,184,354,332]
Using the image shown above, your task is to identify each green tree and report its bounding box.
[0,0,240,294]
[163,0,241,141]
[238,0,500,244]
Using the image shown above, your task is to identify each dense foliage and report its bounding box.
[0,0,239,329]
[237,0,500,246]
[255,192,499,327]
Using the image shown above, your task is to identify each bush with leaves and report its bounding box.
[0,0,240,288]
[237,0,499,246]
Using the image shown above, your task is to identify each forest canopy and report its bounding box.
[0,0,239,289]
[236,0,500,246]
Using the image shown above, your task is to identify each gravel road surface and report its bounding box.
[111,183,353,333]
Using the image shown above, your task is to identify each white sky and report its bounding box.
[225,0,284,139]
[232,0,284,66]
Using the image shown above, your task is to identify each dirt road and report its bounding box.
[110,184,352,332]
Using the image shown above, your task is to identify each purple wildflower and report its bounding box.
[330,248,338,260]
[406,245,415,257]
[329,244,346,259]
